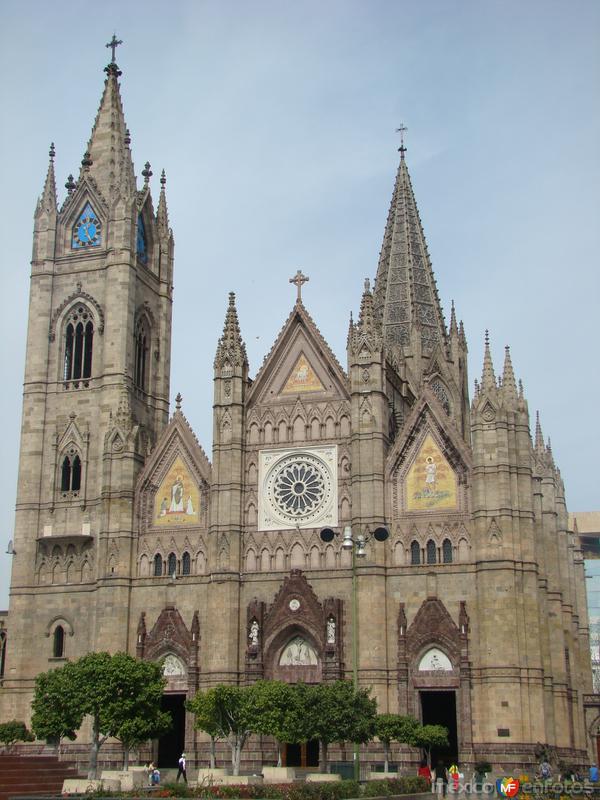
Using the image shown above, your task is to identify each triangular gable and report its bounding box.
[247,302,348,407]
[386,391,471,513]
[136,408,211,533]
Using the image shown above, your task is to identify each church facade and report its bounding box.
[1,51,597,769]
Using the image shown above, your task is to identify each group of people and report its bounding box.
[144,754,187,786]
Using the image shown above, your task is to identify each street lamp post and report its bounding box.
[320,524,389,781]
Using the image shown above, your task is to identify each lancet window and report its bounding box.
[426,539,437,564]
[53,625,65,658]
[134,317,150,391]
[63,306,94,383]
[182,552,191,575]
[167,552,177,577]
[442,538,453,563]
[153,553,163,577]
[60,447,82,495]
[0,631,6,678]
[411,540,421,565]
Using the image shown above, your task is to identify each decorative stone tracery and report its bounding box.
[245,570,343,684]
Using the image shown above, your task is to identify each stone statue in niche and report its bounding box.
[249,619,259,647]
[326,616,336,644]
[279,636,318,666]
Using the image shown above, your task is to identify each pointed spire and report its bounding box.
[80,50,136,200]
[38,142,57,215]
[546,437,555,467]
[115,385,132,429]
[501,345,518,405]
[358,278,377,335]
[449,300,459,337]
[214,292,248,369]
[481,330,496,391]
[534,411,545,455]
[372,148,447,353]
[157,170,170,234]
[346,310,354,349]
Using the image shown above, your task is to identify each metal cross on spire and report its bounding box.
[396,123,408,157]
[289,269,309,302]
[106,34,123,63]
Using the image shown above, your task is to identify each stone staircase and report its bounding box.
[0,753,80,800]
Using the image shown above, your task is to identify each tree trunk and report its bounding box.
[122,744,130,770]
[232,739,241,776]
[426,746,431,769]
[384,741,390,773]
[277,742,282,768]
[210,736,216,769]
[320,740,328,773]
[88,717,100,780]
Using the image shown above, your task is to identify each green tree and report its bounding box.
[374,714,420,773]
[187,685,256,775]
[186,688,223,769]
[0,720,35,749]
[31,652,169,779]
[304,681,377,773]
[246,681,309,767]
[410,724,449,768]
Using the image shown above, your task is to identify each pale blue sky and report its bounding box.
[0,0,599,606]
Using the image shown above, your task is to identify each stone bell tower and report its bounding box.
[1,41,174,720]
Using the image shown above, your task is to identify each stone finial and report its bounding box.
[65,174,76,194]
[49,142,55,161]
[289,270,309,302]
[175,392,182,411]
[396,123,408,158]
[501,345,518,405]
[81,151,93,170]
[142,162,153,185]
[124,128,131,146]
[160,169,166,188]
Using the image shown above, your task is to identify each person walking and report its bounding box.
[177,752,187,783]
[449,763,459,793]
[434,762,449,797]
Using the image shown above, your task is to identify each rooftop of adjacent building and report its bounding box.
[570,512,600,559]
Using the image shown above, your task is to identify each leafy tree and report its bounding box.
[374,714,420,773]
[246,681,309,767]
[186,688,224,768]
[188,685,257,775]
[410,724,449,768]
[303,681,377,773]
[31,652,168,778]
[0,720,35,749]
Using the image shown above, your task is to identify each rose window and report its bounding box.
[273,460,325,517]
[264,451,335,527]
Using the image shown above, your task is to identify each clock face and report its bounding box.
[72,202,102,249]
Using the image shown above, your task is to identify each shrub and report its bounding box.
[0,720,35,747]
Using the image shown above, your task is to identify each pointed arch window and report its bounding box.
[153,553,163,577]
[134,317,150,392]
[72,202,102,249]
[426,539,437,564]
[60,448,82,495]
[182,552,191,576]
[167,552,177,577]
[442,538,453,563]
[411,540,421,565]
[63,306,94,383]
[53,626,65,658]
[136,214,148,264]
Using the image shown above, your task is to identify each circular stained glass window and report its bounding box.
[265,452,334,526]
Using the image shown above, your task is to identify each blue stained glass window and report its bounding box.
[72,202,102,249]
[136,214,148,264]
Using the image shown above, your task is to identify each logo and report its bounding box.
[496,777,520,797]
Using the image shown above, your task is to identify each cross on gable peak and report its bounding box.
[289,269,309,302]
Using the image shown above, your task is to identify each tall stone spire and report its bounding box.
[372,151,446,353]
[534,410,545,455]
[214,292,248,369]
[37,143,57,216]
[481,330,496,391]
[157,170,170,235]
[501,345,518,406]
[80,49,136,201]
